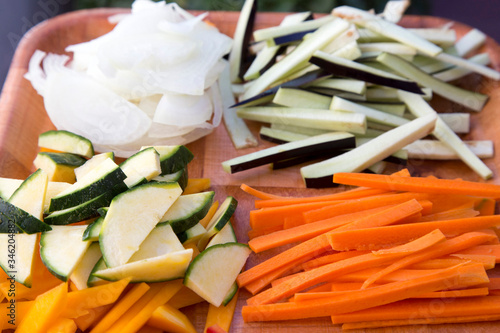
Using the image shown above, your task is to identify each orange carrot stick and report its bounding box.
[240,184,285,200]
[326,216,500,251]
[244,260,302,295]
[253,188,387,209]
[248,201,422,253]
[341,314,500,330]
[361,230,497,289]
[415,287,489,298]
[249,201,342,230]
[303,192,430,223]
[247,230,447,306]
[333,173,500,198]
[301,251,370,271]
[331,295,500,324]
[455,244,500,262]
[241,264,489,322]
[418,207,479,222]
[236,234,331,288]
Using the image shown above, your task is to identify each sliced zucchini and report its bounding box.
[307,78,367,95]
[159,191,215,234]
[128,224,185,262]
[143,146,194,175]
[0,178,22,200]
[69,242,102,290]
[0,233,39,287]
[38,130,94,158]
[404,139,494,160]
[184,243,251,307]
[259,127,310,144]
[44,181,72,213]
[82,216,104,241]
[99,182,182,267]
[87,257,106,287]
[33,152,86,183]
[197,196,237,250]
[48,158,126,212]
[222,132,356,174]
[152,167,188,191]
[272,87,332,109]
[253,15,334,42]
[94,249,193,283]
[74,152,114,181]
[206,221,237,248]
[176,223,206,245]
[44,189,116,225]
[120,147,161,185]
[301,113,437,188]
[40,225,91,281]
[1,169,51,233]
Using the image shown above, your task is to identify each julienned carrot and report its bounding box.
[326,216,500,251]
[302,251,371,271]
[248,201,423,253]
[487,277,500,290]
[245,260,302,295]
[330,296,500,324]
[247,230,448,306]
[341,314,500,330]
[409,256,496,270]
[303,192,430,223]
[247,225,283,239]
[241,264,489,322]
[418,207,479,222]
[333,173,500,198]
[370,229,446,257]
[240,184,285,200]
[253,188,387,209]
[361,230,497,289]
[474,197,496,216]
[455,244,500,262]
[237,234,331,288]
[447,254,496,269]
[249,201,341,230]
[333,268,463,284]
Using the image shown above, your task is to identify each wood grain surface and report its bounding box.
[0,8,499,332]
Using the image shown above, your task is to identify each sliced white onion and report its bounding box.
[153,91,213,127]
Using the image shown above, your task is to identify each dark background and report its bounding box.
[1,0,499,93]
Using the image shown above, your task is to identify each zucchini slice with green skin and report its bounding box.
[120,147,161,184]
[197,196,237,250]
[69,242,102,290]
[48,158,126,212]
[40,225,91,281]
[33,152,87,183]
[93,249,193,283]
[301,113,437,188]
[44,189,117,225]
[176,223,206,245]
[87,257,106,287]
[74,152,114,181]
[128,224,185,262]
[159,191,215,234]
[82,216,104,241]
[0,233,38,287]
[222,132,356,174]
[143,146,194,175]
[206,221,237,248]
[0,178,22,200]
[38,130,94,158]
[184,243,251,307]
[152,167,188,191]
[99,182,182,268]
[1,169,51,233]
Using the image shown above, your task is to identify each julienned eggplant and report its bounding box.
[309,51,424,95]
[222,132,356,174]
[231,69,330,108]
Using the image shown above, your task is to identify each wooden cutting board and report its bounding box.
[0,8,499,332]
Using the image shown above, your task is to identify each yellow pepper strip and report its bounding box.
[73,304,114,332]
[168,285,206,309]
[16,282,68,333]
[147,303,197,333]
[0,300,34,330]
[199,200,219,228]
[90,282,150,333]
[63,277,131,318]
[46,317,77,333]
[183,178,211,195]
[204,289,239,333]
